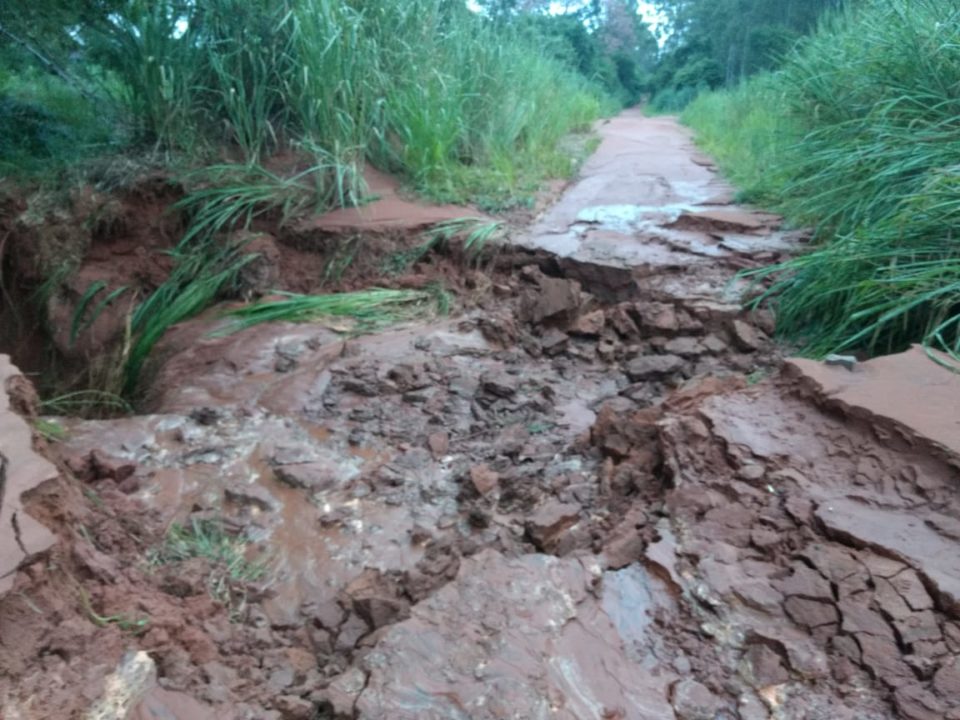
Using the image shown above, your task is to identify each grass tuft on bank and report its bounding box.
[682,0,960,359]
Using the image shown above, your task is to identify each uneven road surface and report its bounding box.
[2,111,960,720]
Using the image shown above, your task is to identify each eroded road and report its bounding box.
[2,111,960,720]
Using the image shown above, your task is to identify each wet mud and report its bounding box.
[1,110,959,720]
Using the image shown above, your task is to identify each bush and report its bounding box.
[0,67,118,173]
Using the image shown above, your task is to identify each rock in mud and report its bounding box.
[730,320,764,352]
[569,309,606,337]
[273,462,338,491]
[519,274,583,325]
[525,500,581,552]
[626,354,684,380]
[355,551,676,720]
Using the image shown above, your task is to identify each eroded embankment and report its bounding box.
[1,110,958,720]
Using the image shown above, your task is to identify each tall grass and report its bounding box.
[80,0,604,206]
[684,0,960,358]
[680,75,800,204]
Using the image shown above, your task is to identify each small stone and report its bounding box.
[625,354,684,380]
[540,328,570,356]
[701,334,729,354]
[607,305,641,338]
[268,666,296,690]
[824,354,857,371]
[664,337,707,357]
[352,596,409,630]
[480,372,518,398]
[273,694,314,720]
[526,500,580,552]
[469,464,499,496]
[738,464,766,482]
[672,679,721,720]
[225,484,276,512]
[597,339,618,362]
[737,693,770,720]
[274,463,337,491]
[569,310,606,336]
[313,668,367,718]
[933,659,960,697]
[426,432,449,459]
[731,320,763,352]
[90,450,136,482]
[637,303,680,333]
[744,644,790,686]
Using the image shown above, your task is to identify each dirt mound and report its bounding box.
[603,348,960,720]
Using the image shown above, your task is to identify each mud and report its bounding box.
[1,111,959,720]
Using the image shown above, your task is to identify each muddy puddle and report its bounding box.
[2,109,960,720]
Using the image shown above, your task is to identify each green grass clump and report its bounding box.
[683,0,960,359]
[220,288,443,335]
[148,517,269,610]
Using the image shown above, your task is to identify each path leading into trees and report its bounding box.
[2,111,960,720]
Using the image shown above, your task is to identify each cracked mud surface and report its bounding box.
[2,111,959,720]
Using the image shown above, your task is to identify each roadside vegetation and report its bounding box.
[647,0,841,112]
[662,0,960,361]
[1,1,658,404]
[0,1,656,203]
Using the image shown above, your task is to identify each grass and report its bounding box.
[682,0,960,360]
[426,218,506,257]
[384,217,506,275]
[148,517,269,611]
[34,417,67,442]
[218,287,444,336]
[39,390,133,416]
[680,75,800,205]
[79,587,150,635]
[3,0,606,205]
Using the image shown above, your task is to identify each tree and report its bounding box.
[650,0,844,101]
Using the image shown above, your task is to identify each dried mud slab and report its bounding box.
[642,348,960,720]
[0,356,57,594]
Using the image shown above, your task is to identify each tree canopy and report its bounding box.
[649,0,844,109]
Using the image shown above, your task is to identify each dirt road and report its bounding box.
[2,111,959,720]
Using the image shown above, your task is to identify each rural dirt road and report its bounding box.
[1,110,959,720]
